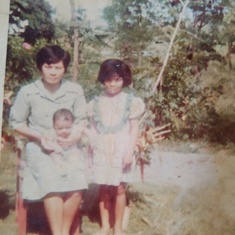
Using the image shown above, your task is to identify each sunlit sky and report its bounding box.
[48,0,111,27]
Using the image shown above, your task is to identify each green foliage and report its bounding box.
[4,0,235,147]
[101,0,235,145]
[5,36,47,92]
[9,0,55,44]
[188,61,235,143]
[132,45,235,144]
[103,0,162,62]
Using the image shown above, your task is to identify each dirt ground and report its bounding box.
[1,140,235,235]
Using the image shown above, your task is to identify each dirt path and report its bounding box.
[130,142,235,235]
[136,149,217,189]
[1,141,235,235]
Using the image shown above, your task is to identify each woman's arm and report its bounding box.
[122,118,139,171]
[9,86,39,141]
[14,124,42,144]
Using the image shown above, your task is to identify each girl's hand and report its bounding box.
[122,154,133,172]
[122,118,139,172]
[87,146,93,169]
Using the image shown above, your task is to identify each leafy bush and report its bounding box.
[5,36,47,92]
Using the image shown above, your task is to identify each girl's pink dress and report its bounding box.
[87,91,145,186]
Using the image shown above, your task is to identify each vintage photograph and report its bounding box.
[1,0,235,235]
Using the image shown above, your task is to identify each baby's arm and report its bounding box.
[122,118,139,171]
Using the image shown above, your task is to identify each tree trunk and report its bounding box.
[70,0,79,81]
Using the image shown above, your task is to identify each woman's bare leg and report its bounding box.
[44,192,63,235]
[113,183,126,235]
[62,190,83,235]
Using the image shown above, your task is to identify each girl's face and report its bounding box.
[54,118,73,138]
[104,74,123,96]
[41,61,65,87]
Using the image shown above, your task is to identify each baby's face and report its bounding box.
[54,118,73,138]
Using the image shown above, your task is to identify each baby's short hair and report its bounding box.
[53,108,75,124]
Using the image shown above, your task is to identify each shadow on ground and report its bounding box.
[0,190,15,219]
[22,184,101,235]
[26,201,51,235]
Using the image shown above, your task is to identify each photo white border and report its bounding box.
[0,0,10,149]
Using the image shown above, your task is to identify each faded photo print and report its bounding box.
[1,1,235,235]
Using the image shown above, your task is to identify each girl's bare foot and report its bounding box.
[113,228,125,235]
[94,229,110,235]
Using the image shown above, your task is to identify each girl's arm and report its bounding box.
[122,118,139,171]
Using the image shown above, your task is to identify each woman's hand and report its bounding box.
[56,131,82,149]
[41,136,55,153]
[56,135,73,149]
[57,123,85,149]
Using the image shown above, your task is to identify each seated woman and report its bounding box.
[10,45,88,235]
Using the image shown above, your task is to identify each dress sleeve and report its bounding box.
[129,96,145,119]
[9,86,30,129]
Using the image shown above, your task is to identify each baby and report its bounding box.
[42,108,81,176]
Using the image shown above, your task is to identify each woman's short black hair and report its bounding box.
[97,59,132,87]
[36,45,70,72]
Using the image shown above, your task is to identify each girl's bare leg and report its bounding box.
[44,192,63,235]
[113,183,126,235]
[62,190,83,235]
[97,185,111,235]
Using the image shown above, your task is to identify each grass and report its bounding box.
[1,141,235,234]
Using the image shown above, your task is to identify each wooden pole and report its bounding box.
[70,0,79,82]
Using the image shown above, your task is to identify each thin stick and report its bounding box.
[151,0,190,94]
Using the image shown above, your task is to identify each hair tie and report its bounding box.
[115,62,122,72]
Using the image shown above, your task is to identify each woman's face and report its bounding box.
[104,74,123,96]
[41,61,65,86]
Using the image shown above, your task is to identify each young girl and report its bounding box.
[87,59,145,235]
